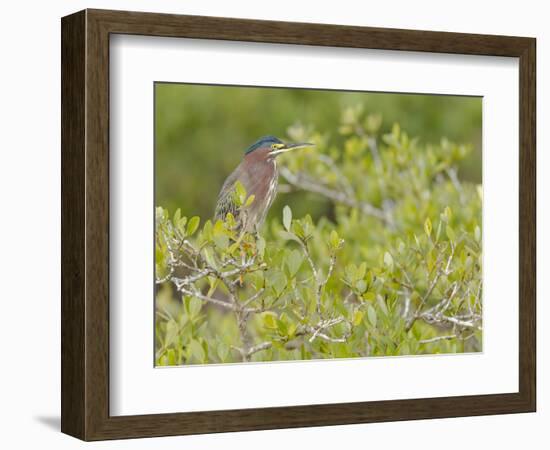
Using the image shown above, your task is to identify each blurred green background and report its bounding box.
[155,83,481,220]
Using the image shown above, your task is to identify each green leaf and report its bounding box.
[353,310,364,326]
[397,240,405,253]
[287,323,298,339]
[173,208,181,224]
[214,233,229,250]
[424,217,432,238]
[383,251,393,268]
[283,205,292,231]
[188,296,202,318]
[277,318,288,336]
[474,225,481,242]
[244,194,256,207]
[446,225,456,242]
[213,219,225,235]
[392,122,400,138]
[176,217,187,234]
[278,230,301,243]
[201,220,213,241]
[267,270,287,296]
[357,262,367,279]
[302,214,314,239]
[329,230,340,249]
[188,340,205,363]
[398,341,411,355]
[413,233,421,249]
[367,304,377,328]
[248,272,265,292]
[187,216,200,236]
[155,206,166,222]
[263,312,278,329]
[234,180,247,205]
[362,291,376,302]
[217,341,229,362]
[376,294,389,316]
[256,236,266,257]
[164,320,179,347]
[166,349,176,365]
[206,276,219,296]
[286,249,304,277]
[291,220,305,239]
[155,246,165,266]
[225,212,236,228]
[345,264,358,283]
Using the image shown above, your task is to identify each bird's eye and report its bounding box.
[271,144,278,149]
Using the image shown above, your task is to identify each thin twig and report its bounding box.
[242,288,265,308]
[419,332,477,345]
[279,166,392,224]
[178,287,238,311]
[305,317,346,343]
[419,335,457,344]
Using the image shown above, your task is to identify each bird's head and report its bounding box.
[244,135,314,160]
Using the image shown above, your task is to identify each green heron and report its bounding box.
[215,136,313,232]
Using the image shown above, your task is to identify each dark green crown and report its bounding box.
[245,136,283,154]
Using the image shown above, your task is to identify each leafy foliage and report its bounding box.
[155,106,482,365]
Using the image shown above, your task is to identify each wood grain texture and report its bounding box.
[518,39,536,409]
[60,8,537,441]
[61,10,86,439]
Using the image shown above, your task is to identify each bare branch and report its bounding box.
[242,288,265,308]
[232,341,273,360]
[419,332,478,345]
[418,335,457,344]
[247,341,272,356]
[323,253,337,287]
[405,245,455,331]
[279,166,392,224]
[306,317,347,343]
[421,282,459,317]
[436,315,482,331]
[313,333,347,343]
[178,286,236,311]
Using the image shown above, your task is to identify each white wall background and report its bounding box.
[0,1,546,448]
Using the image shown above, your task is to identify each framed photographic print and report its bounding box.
[61,9,536,440]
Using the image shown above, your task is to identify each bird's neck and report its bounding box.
[250,151,277,170]
[259,158,277,180]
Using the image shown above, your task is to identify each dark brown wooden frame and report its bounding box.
[61,8,536,441]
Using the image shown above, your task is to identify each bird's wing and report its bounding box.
[214,168,240,222]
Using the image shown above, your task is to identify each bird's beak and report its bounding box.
[269,142,314,156]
